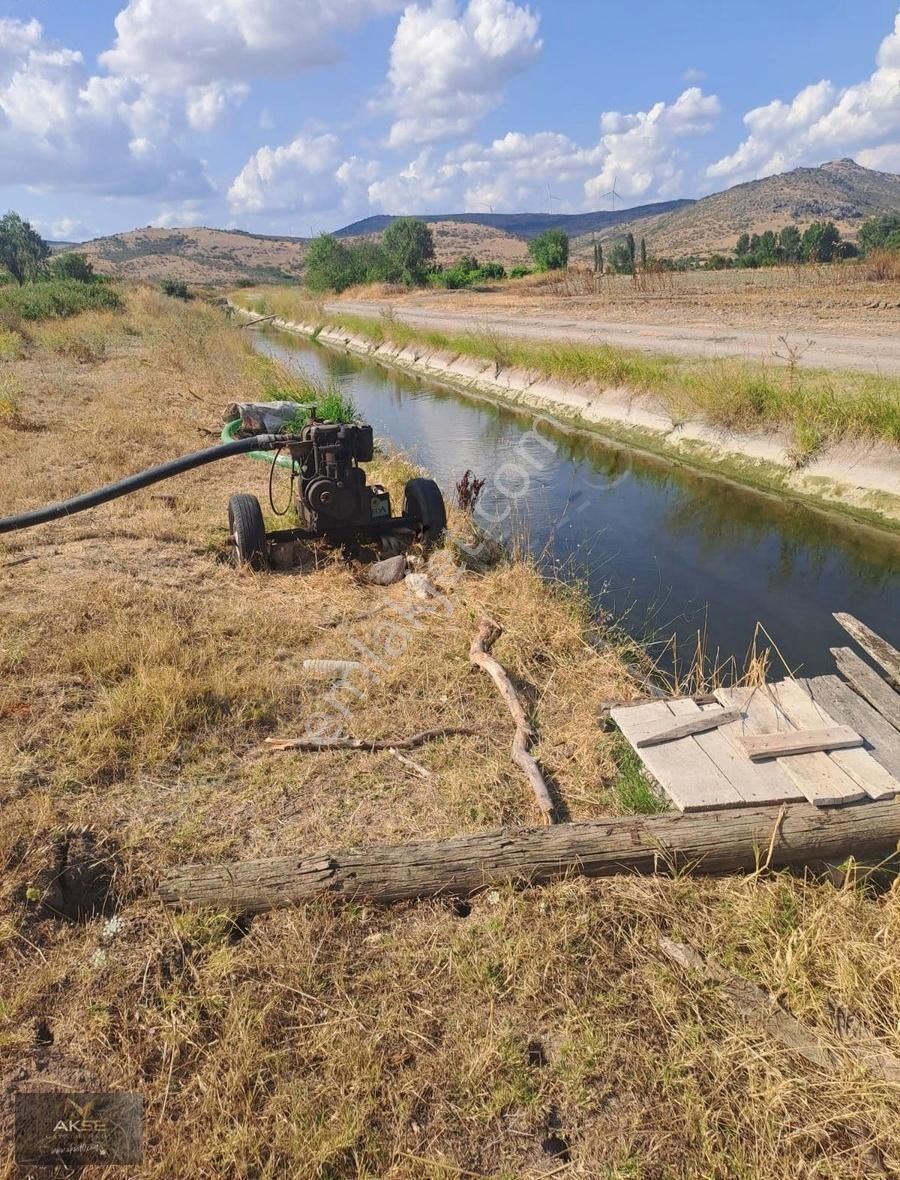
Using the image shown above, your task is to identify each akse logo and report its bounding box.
[53,1096,108,1135]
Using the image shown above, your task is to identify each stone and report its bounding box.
[365,554,407,585]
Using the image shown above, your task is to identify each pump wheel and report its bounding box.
[228,494,268,569]
[403,478,447,547]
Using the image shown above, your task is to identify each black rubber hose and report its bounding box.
[0,434,292,535]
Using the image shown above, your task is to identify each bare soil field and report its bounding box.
[3,292,900,1178]
[333,266,900,374]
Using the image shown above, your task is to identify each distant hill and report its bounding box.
[72,226,308,284]
[344,219,532,267]
[60,160,900,283]
[334,199,693,242]
[571,159,900,260]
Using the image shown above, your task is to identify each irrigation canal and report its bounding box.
[253,327,900,679]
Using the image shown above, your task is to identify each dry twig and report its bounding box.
[469,617,556,822]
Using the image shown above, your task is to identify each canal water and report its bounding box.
[254,327,900,679]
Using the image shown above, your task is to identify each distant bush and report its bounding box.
[509,265,532,279]
[161,278,190,299]
[858,214,900,254]
[528,228,569,272]
[49,252,96,282]
[431,255,507,289]
[0,279,122,320]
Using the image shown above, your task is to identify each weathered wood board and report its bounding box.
[611,699,743,811]
[635,707,742,748]
[737,726,863,761]
[804,675,900,780]
[834,613,900,690]
[716,687,866,808]
[773,680,899,801]
[832,647,900,732]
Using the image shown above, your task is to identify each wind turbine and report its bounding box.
[599,177,620,212]
[546,184,562,216]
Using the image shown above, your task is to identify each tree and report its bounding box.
[640,237,647,269]
[735,233,751,257]
[778,225,802,263]
[352,241,396,284]
[607,242,633,274]
[528,228,569,272]
[626,233,636,269]
[801,220,841,263]
[858,213,900,253]
[592,241,603,275]
[50,252,95,282]
[0,212,49,285]
[304,234,359,292]
[381,217,435,285]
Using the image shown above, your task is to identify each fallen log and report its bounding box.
[158,798,900,913]
[469,618,555,821]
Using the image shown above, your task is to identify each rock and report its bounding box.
[405,572,440,600]
[365,555,407,585]
[448,534,503,570]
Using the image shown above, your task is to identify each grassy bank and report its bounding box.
[235,288,900,462]
[3,290,900,1177]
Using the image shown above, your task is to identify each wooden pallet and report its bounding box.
[612,614,900,813]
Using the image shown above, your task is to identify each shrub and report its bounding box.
[0,279,122,320]
[160,278,190,299]
[49,252,96,282]
[509,265,531,279]
[528,228,569,272]
[858,213,900,254]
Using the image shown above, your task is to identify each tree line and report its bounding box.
[304,218,572,292]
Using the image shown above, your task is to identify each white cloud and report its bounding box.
[708,12,900,182]
[585,87,721,200]
[102,0,403,88]
[32,216,92,242]
[230,84,720,221]
[386,0,542,147]
[185,82,249,132]
[683,67,705,83]
[228,131,343,214]
[0,18,210,197]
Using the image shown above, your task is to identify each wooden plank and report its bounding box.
[714,687,805,804]
[611,700,744,812]
[834,612,900,690]
[737,726,863,762]
[773,680,899,802]
[832,647,900,733]
[635,707,743,748]
[805,675,900,779]
[717,687,866,808]
[667,698,799,806]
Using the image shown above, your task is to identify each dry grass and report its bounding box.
[3,289,900,1178]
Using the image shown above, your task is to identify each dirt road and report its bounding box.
[331,299,900,374]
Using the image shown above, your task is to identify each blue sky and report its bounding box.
[1,0,899,240]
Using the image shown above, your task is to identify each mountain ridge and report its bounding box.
[64,160,900,282]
